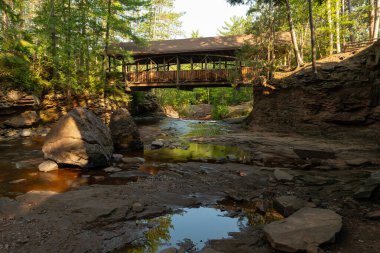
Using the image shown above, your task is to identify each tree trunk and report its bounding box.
[327,0,334,54]
[336,0,341,53]
[308,0,317,76]
[374,0,380,40]
[103,0,111,98]
[370,0,375,39]
[347,0,354,42]
[50,0,58,88]
[285,0,304,67]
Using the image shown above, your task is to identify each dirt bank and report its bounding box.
[247,42,380,143]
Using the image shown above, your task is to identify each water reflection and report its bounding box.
[122,204,283,253]
[122,207,246,253]
[144,143,251,163]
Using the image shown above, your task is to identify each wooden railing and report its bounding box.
[126,67,255,85]
[343,39,378,52]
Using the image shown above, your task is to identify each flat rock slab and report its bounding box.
[274,169,294,182]
[293,149,335,160]
[264,207,342,252]
[274,196,306,217]
[366,210,380,220]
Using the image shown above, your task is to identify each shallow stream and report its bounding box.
[0,118,263,252]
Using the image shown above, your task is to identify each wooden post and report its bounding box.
[218,58,222,81]
[190,57,193,81]
[122,58,126,84]
[205,56,208,81]
[136,62,139,83]
[150,60,153,83]
[176,55,180,85]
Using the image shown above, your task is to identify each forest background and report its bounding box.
[1,0,379,118]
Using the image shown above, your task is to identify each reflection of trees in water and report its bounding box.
[145,142,250,163]
[125,216,173,253]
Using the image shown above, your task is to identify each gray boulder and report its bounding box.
[42,107,113,168]
[109,108,143,151]
[264,207,342,252]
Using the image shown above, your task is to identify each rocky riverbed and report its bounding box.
[0,118,379,253]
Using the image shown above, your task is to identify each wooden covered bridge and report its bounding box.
[106,33,291,91]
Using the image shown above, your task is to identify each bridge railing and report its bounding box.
[343,38,379,52]
[126,67,255,85]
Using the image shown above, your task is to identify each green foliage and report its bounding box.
[153,87,253,119]
[212,104,229,120]
[0,53,34,91]
[217,15,253,36]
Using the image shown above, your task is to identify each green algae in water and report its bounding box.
[183,123,229,137]
[144,143,251,163]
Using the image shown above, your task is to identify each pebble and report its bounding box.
[10,179,26,184]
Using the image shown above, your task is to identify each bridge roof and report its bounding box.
[108,32,291,57]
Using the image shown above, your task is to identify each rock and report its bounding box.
[38,161,59,172]
[132,202,144,213]
[109,108,143,151]
[10,179,26,184]
[104,166,122,173]
[5,130,19,137]
[121,157,145,165]
[42,107,113,169]
[264,207,342,252]
[3,111,39,128]
[110,171,150,179]
[226,154,238,162]
[159,247,178,253]
[130,92,163,116]
[274,169,294,182]
[151,140,164,149]
[112,154,124,162]
[365,210,380,220]
[274,196,307,217]
[20,129,32,137]
[199,248,223,253]
[354,172,380,200]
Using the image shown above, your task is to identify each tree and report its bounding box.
[327,0,334,54]
[284,0,304,67]
[308,0,317,75]
[374,0,380,39]
[191,30,200,38]
[336,0,341,53]
[370,0,375,39]
[138,0,184,40]
[217,15,252,36]
[227,0,304,68]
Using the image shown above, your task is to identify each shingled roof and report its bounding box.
[107,32,291,57]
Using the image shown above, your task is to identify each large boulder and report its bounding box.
[264,207,342,252]
[109,108,143,151]
[42,107,113,168]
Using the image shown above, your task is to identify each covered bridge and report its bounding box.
[106,33,291,91]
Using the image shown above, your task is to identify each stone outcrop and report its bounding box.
[109,108,143,151]
[0,89,38,128]
[264,207,342,252]
[130,92,163,116]
[247,42,380,143]
[42,107,113,168]
[3,111,39,128]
